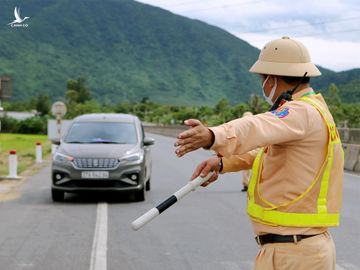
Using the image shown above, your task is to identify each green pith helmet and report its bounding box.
[249,36,321,77]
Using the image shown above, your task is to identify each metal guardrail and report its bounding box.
[338,128,360,145]
[144,125,187,138]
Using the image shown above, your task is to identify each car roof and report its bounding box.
[73,113,139,123]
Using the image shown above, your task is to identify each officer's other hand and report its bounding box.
[191,157,220,187]
[174,119,214,157]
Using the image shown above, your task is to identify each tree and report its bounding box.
[173,106,199,124]
[327,83,341,107]
[232,103,251,118]
[198,105,214,123]
[115,102,131,114]
[34,94,50,116]
[343,104,360,127]
[215,98,229,114]
[213,97,233,123]
[141,97,150,104]
[325,83,344,125]
[66,100,102,119]
[3,101,33,112]
[66,77,91,104]
[248,94,267,114]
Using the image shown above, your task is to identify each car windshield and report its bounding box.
[64,122,138,144]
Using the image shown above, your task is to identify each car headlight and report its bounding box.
[121,152,144,163]
[53,152,74,163]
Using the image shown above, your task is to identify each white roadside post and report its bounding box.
[35,142,42,163]
[8,149,18,178]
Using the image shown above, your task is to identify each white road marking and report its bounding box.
[89,203,108,270]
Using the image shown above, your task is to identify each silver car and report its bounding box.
[51,113,154,202]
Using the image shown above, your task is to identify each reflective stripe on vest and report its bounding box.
[246,95,342,227]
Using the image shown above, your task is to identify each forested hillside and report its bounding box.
[0,0,358,105]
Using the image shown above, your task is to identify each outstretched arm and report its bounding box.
[176,101,311,158]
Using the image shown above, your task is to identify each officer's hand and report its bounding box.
[191,157,220,187]
[175,119,214,157]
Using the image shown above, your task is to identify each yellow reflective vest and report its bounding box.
[247,95,344,227]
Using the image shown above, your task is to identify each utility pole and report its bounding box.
[0,99,3,132]
[0,76,12,133]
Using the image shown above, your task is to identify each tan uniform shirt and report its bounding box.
[210,88,343,235]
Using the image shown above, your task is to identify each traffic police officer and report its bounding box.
[175,36,344,270]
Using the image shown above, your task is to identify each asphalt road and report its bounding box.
[0,133,359,270]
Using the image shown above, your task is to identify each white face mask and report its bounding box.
[262,76,277,105]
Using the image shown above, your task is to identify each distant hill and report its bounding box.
[0,0,358,105]
[312,68,360,102]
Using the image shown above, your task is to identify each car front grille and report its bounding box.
[73,158,120,169]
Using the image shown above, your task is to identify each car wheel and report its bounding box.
[146,178,151,191]
[134,186,145,202]
[52,188,65,202]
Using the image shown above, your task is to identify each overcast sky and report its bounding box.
[136,0,360,71]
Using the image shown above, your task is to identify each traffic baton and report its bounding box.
[131,172,214,231]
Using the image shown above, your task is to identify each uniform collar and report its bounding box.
[292,87,315,100]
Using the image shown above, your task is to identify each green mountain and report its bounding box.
[0,0,261,105]
[312,68,360,102]
[0,0,358,105]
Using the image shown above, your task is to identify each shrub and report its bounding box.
[0,116,47,134]
[1,116,19,133]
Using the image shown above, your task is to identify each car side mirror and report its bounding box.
[143,137,155,146]
[51,139,61,145]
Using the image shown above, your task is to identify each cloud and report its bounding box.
[136,0,360,70]
[303,37,360,71]
[235,33,360,71]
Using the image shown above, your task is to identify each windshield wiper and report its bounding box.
[65,141,90,144]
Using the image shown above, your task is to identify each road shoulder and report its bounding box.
[0,157,51,202]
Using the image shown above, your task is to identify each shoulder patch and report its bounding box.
[271,107,289,118]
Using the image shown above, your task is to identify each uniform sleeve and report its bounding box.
[210,101,311,157]
[221,149,259,173]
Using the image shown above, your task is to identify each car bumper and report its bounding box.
[52,161,146,193]
[51,183,144,193]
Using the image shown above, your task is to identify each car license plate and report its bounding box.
[81,171,109,179]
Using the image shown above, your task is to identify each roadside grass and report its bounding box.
[0,134,51,176]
